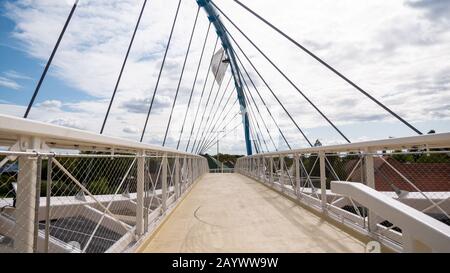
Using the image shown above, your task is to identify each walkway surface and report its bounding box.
[139,173,367,253]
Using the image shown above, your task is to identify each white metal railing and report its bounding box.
[209,168,234,173]
[0,114,208,253]
[235,132,450,252]
[331,181,450,252]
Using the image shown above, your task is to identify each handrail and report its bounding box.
[0,114,200,156]
[0,115,208,252]
[331,181,450,252]
[243,132,450,157]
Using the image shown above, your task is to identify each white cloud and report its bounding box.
[0,76,21,90]
[123,126,139,134]
[37,99,62,109]
[121,95,171,114]
[3,70,32,80]
[48,117,86,130]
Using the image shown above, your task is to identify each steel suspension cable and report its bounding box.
[201,112,241,154]
[198,75,233,139]
[140,0,182,142]
[193,69,228,154]
[191,51,226,153]
[212,4,351,143]
[250,127,261,154]
[24,0,79,118]
[198,85,236,153]
[227,0,423,135]
[195,75,233,153]
[226,29,312,147]
[239,69,277,151]
[192,54,228,154]
[242,101,263,154]
[200,104,239,153]
[199,96,238,153]
[185,36,220,151]
[234,51,290,149]
[202,121,242,154]
[162,7,201,146]
[241,85,270,152]
[176,22,212,150]
[101,0,148,134]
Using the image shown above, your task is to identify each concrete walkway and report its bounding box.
[139,173,367,253]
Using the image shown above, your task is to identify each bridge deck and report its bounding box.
[139,173,368,253]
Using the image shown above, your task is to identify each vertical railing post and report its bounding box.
[197,158,200,178]
[201,158,204,175]
[246,158,249,174]
[364,149,378,232]
[44,156,52,253]
[319,152,327,210]
[253,157,254,176]
[14,136,40,253]
[195,158,198,179]
[295,153,300,198]
[136,150,145,237]
[183,156,187,187]
[262,157,267,183]
[192,158,196,179]
[196,158,199,179]
[279,154,284,192]
[189,157,193,184]
[33,156,42,253]
[162,153,168,213]
[269,156,274,185]
[175,156,180,199]
[257,156,261,181]
[253,157,257,177]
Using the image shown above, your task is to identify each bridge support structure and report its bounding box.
[196,0,252,155]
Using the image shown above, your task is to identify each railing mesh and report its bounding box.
[235,148,450,249]
[0,151,206,253]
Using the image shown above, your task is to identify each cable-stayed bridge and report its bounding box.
[0,0,449,253]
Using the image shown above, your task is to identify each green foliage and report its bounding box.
[284,157,294,168]
[210,153,244,167]
[49,180,79,196]
[391,153,416,163]
[0,175,14,198]
[87,177,110,195]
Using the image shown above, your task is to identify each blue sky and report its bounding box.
[0,9,93,106]
[0,0,449,154]
[0,12,40,105]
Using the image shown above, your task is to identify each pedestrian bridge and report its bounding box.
[1,0,450,254]
[138,173,368,253]
[1,114,449,253]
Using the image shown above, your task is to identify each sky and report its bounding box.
[0,0,449,155]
